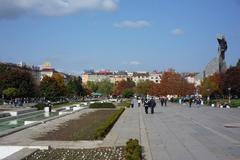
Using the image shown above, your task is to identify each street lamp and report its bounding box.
[228,88,231,104]
[207,88,210,105]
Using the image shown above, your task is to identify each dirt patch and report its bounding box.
[23,147,126,160]
[35,110,116,141]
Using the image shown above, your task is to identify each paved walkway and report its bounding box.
[0,103,240,160]
[103,103,240,160]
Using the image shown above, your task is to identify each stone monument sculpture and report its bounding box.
[195,35,228,85]
[217,35,227,73]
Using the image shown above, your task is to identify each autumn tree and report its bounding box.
[159,71,195,96]
[221,66,240,97]
[200,73,222,98]
[113,79,135,96]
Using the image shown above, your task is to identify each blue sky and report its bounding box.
[0,0,239,74]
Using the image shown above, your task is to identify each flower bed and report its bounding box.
[23,147,126,160]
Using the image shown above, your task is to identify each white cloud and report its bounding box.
[171,28,184,36]
[0,0,118,19]
[129,61,141,65]
[114,20,150,28]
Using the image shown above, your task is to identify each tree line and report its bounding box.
[85,70,195,98]
[1,59,239,101]
[0,63,87,101]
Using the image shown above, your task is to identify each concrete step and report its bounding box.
[3,148,38,160]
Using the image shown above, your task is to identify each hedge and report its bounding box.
[89,102,116,109]
[94,108,125,139]
[32,103,46,110]
[125,139,142,160]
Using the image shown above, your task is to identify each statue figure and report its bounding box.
[217,35,227,73]
[217,35,227,60]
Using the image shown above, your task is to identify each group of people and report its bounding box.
[131,97,160,114]
[160,97,168,107]
[143,97,156,114]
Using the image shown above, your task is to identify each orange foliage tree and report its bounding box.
[200,73,222,97]
[113,79,135,96]
[157,71,195,96]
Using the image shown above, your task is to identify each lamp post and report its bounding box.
[207,88,210,105]
[228,88,231,104]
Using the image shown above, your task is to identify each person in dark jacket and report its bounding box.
[150,97,156,114]
[160,97,164,106]
[164,97,167,106]
[144,98,149,114]
[189,98,193,108]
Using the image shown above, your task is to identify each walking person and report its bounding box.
[164,97,167,106]
[150,97,156,114]
[160,97,164,106]
[144,98,149,114]
[189,98,193,108]
[137,98,141,107]
[131,98,134,108]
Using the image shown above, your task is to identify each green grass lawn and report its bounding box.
[35,108,124,141]
[209,99,240,107]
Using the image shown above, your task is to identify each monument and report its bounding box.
[195,35,228,85]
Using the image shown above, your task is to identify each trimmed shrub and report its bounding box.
[125,139,142,160]
[32,103,46,110]
[89,102,116,109]
[94,108,125,139]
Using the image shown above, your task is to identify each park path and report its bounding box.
[0,103,240,160]
[104,102,240,160]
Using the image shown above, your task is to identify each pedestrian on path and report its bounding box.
[150,97,156,114]
[138,98,141,107]
[189,98,193,108]
[131,98,134,108]
[164,97,167,106]
[144,98,150,114]
[160,97,164,106]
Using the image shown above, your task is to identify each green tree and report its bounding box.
[3,88,18,99]
[86,81,98,93]
[135,80,153,96]
[236,59,240,68]
[97,79,114,96]
[0,64,37,98]
[40,74,67,100]
[122,89,134,98]
[67,76,85,96]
